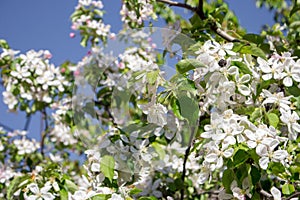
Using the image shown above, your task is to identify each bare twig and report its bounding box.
[156,0,240,42]
[284,191,300,200]
[0,121,14,132]
[260,189,273,198]
[23,114,31,131]
[40,109,49,156]
[180,119,199,200]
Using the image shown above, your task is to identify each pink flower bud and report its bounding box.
[71,24,77,30]
[60,68,66,73]
[69,32,76,38]
[109,33,116,40]
[118,62,125,69]
[74,70,80,76]
[44,50,52,59]
[151,43,157,49]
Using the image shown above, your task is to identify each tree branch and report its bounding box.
[180,119,199,200]
[0,121,14,132]
[156,0,240,42]
[284,191,300,200]
[40,109,49,156]
[23,114,31,131]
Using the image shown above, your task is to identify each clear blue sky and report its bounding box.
[0,0,274,138]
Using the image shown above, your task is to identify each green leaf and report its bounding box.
[100,155,115,182]
[129,188,142,195]
[80,35,89,47]
[238,44,267,60]
[282,183,295,195]
[176,91,199,126]
[222,169,235,192]
[250,165,261,185]
[242,34,264,45]
[65,179,78,193]
[269,162,285,175]
[233,149,249,167]
[91,194,111,200]
[138,196,158,200]
[266,113,279,128]
[151,142,165,159]
[231,61,252,75]
[0,39,9,49]
[146,70,159,85]
[60,188,68,200]
[287,85,300,96]
[250,108,263,122]
[7,175,30,199]
[290,3,300,17]
[176,59,205,74]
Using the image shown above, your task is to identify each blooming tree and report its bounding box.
[1,0,300,199]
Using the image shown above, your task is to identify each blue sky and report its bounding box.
[0,0,274,138]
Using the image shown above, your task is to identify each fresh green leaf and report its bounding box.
[231,61,252,75]
[266,113,279,128]
[242,34,264,45]
[250,165,261,185]
[129,188,142,195]
[233,149,249,167]
[176,91,199,126]
[222,169,235,192]
[290,3,300,17]
[146,70,159,85]
[100,155,115,182]
[91,194,111,200]
[238,44,267,60]
[269,162,285,175]
[176,59,205,74]
[60,188,68,200]
[282,183,295,195]
[65,179,78,193]
[7,175,30,199]
[80,35,89,47]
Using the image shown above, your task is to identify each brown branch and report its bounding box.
[284,191,300,200]
[40,109,49,156]
[156,0,240,42]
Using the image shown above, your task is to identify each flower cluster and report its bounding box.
[71,0,111,46]
[120,0,157,27]
[1,49,70,113]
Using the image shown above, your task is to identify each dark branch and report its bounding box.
[156,0,195,11]
[284,191,300,200]
[40,109,49,156]
[180,119,199,200]
[156,0,239,42]
[23,114,31,131]
[0,121,14,132]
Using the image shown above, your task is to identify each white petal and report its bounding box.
[240,74,251,83]
[223,148,234,158]
[271,186,281,200]
[259,157,269,170]
[238,85,251,96]
[256,144,268,157]
[283,77,293,87]
[205,153,218,163]
[272,150,288,161]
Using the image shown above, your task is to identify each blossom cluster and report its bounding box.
[120,0,157,27]
[71,0,111,46]
[1,49,70,113]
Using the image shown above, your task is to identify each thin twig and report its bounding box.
[40,109,49,156]
[23,114,31,131]
[156,0,239,42]
[284,191,300,200]
[0,121,14,132]
[260,189,273,198]
[180,119,199,200]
